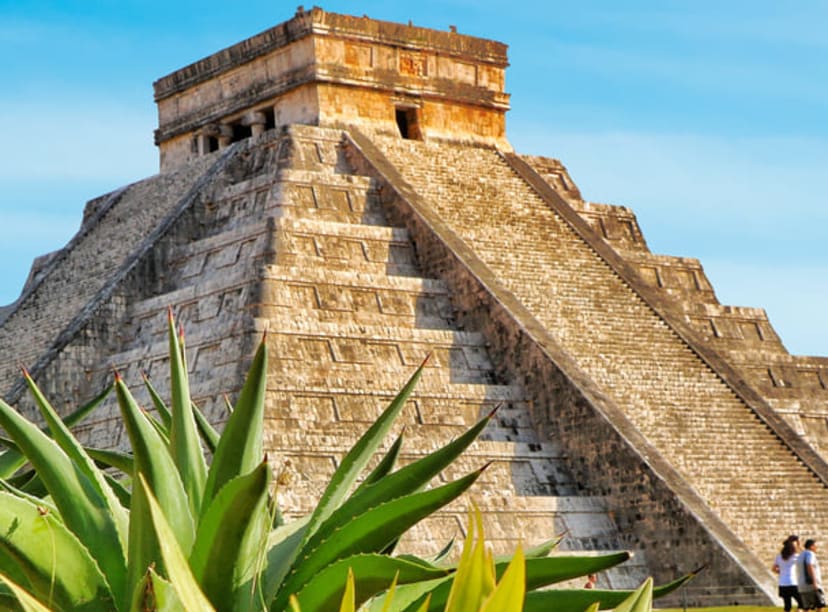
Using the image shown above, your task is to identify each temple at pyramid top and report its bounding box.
[153,6,511,170]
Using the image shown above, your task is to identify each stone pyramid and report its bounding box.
[2,7,827,606]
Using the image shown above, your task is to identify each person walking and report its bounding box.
[774,535,803,611]
[798,539,825,612]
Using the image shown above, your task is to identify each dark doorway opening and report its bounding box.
[232,124,253,142]
[264,108,276,131]
[206,136,219,153]
[395,107,421,140]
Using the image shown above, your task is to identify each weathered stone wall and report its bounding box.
[154,8,509,171]
[5,8,828,605]
[343,131,813,605]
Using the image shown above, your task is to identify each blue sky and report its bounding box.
[1,1,826,356]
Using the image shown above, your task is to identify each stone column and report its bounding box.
[218,124,234,148]
[198,124,222,155]
[243,111,267,137]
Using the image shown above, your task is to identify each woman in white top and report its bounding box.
[774,535,803,612]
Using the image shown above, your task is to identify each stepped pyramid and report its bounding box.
[2,7,827,606]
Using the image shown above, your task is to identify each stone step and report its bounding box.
[268,216,421,277]
[370,134,828,571]
[263,263,447,294]
[259,265,455,325]
[263,317,484,346]
[272,170,388,225]
[166,221,271,283]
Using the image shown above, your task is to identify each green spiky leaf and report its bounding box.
[167,312,207,514]
[139,475,215,612]
[292,553,450,611]
[0,398,128,608]
[0,492,114,611]
[303,358,428,546]
[190,461,271,609]
[202,337,267,512]
[275,466,482,610]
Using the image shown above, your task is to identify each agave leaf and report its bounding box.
[362,577,450,612]
[583,603,600,612]
[0,477,58,517]
[261,516,310,605]
[86,447,135,475]
[142,371,172,433]
[24,371,129,548]
[429,539,455,565]
[303,358,427,546]
[146,409,172,444]
[292,553,450,611]
[0,492,114,610]
[189,461,271,610]
[116,376,194,602]
[129,565,184,612]
[379,572,399,612]
[275,466,482,611]
[0,398,128,608]
[300,411,493,564]
[167,312,208,515]
[339,567,356,612]
[0,547,28,599]
[613,577,653,612]
[482,545,524,612]
[414,594,432,612]
[0,447,26,481]
[0,574,51,612]
[388,554,445,570]
[62,380,115,427]
[5,469,43,497]
[354,430,405,493]
[502,551,632,590]
[389,551,636,612]
[445,507,492,612]
[202,337,267,512]
[139,475,216,612]
[0,381,112,480]
[512,534,565,560]
[103,472,133,509]
[523,570,697,611]
[192,401,220,455]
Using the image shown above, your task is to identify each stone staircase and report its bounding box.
[543,175,828,456]
[63,125,646,589]
[359,133,828,599]
[0,155,218,405]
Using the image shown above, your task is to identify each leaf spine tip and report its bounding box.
[487,402,503,419]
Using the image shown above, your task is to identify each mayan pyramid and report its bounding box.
[2,7,827,606]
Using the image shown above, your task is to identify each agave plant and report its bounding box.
[0,312,695,610]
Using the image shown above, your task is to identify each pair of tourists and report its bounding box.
[773,535,824,612]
